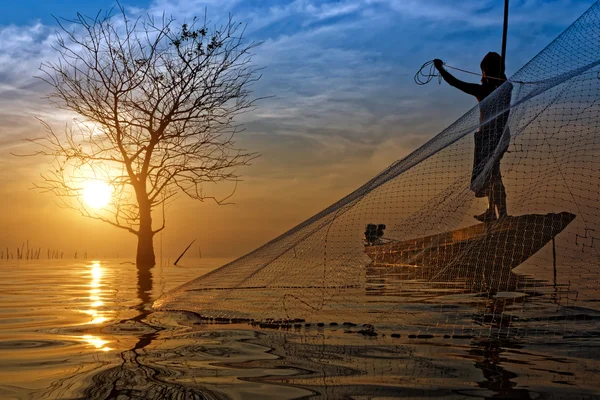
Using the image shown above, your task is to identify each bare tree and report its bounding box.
[29,6,261,267]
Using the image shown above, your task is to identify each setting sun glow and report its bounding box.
[82,181,112,209]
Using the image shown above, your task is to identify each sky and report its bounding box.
[0,0,594,261]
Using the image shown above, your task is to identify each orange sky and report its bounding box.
[0,112,417,260]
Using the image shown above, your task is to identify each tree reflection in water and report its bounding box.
[80,265,220,400]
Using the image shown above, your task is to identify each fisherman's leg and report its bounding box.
[494,182,507,218]
[490,163,507,218]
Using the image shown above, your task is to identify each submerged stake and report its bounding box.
[174,239,196,266]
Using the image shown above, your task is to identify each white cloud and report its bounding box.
[0,0,593,168]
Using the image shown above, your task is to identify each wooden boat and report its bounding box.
[363,212,576,283]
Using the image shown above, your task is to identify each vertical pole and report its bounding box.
[501,0,509,74]
[552,237,557,288]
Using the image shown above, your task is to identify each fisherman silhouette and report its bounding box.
[434,52,512,222]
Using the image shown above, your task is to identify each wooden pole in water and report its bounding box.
[552,237,557,288]
[501,0,509,74]
[174,239,196,266]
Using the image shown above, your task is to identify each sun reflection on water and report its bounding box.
[84,262,109,324]
[81,334,112,352]
[78,261,112,351]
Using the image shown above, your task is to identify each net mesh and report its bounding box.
[155,2,600,339]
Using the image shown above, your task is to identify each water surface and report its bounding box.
[0,259,598,399]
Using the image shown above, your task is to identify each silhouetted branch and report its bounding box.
[20,7,261,254]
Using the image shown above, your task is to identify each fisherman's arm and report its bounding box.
[433,59,481,98]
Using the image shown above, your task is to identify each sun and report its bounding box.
[82,181,112,209]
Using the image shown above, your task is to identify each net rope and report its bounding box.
[156,2,600,339]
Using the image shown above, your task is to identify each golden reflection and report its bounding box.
[85,262,108,324]
[81,334,112,352]
[91,263,102,281]
[77,261,113,351]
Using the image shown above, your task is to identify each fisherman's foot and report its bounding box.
[474,209,497,223]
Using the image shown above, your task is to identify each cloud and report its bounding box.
[0,0,591,161]
[120,0,590,176]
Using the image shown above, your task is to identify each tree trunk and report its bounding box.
[136,229,156,266]
[136,203,156,268]
[136,214,155,304]
[133,191,155,307]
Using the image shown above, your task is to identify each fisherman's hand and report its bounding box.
[433,59,444,71]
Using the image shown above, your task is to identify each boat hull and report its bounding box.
[363,212,576,284]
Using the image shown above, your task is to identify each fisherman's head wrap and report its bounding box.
[480,52,506,81]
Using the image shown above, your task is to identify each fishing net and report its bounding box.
[155,2,600,339]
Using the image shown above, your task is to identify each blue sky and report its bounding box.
[0,1,146,25]
[0,0,595,257]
